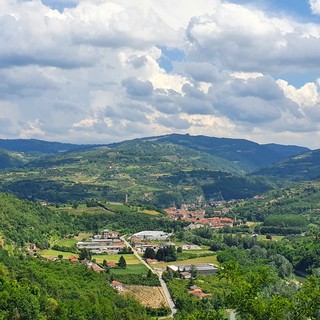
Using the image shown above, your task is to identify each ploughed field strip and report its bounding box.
[122,285,169,308]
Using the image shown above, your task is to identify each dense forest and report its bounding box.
[0,247,147,320]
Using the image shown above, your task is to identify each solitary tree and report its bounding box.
[118,255,127,268]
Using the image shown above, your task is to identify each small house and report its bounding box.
[111,280,124,291]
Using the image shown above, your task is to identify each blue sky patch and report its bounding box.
[157,46,185,72]
[231,0,320,22]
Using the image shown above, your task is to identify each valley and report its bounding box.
[0,134,320,319]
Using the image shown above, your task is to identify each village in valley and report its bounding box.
[33,199,242,318]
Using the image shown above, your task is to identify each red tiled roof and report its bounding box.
[90,264,104,272]
[146,259,158,263]
[111,280,123,287]
[68,256,79,263]
[188,288,212,298]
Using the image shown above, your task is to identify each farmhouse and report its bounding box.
[146,258,158,264]
[68,256,79,263]
[84,261,105,273]
[180,271,192,279]
[188,288,212,299]
[111,280,124,291]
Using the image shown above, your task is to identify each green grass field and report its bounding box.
[153,255,218,268]
[41,249,76,259]
[110,264,148,275]
[50,232,92,247]
[92,253,141,265]
[257,235,284,241]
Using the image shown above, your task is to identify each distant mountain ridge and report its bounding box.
[0,138,95,154]
[108,133,310,172]
[0,134,310,173]
[0,134,313,204]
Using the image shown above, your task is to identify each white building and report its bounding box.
[131,231,170,241]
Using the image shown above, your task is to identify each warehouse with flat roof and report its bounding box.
[167,263,219,275]
[131,230,170,241]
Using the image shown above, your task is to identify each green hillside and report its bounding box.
[0,134,309,172]
[254,149,320,181]
[234,181,320,225]
[0,247,147,320]
[109,134,309,172]
[0,191,184,248]
[0,192,76,247]
[0,138,94,154]
[0,149,25,169]
[0,141,273,204]
[0,134,311,205]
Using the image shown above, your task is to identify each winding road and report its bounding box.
[120,236,177,318]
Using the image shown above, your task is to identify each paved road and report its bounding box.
[120,236,177,318]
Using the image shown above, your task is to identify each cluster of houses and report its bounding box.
[67,256,105,272]
[164,207,235,228]
[77,229,126,254]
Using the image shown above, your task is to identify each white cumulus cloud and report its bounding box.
[0,0,320,148]
[310,0,320,15]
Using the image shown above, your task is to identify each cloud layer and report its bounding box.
[0,0,320,148]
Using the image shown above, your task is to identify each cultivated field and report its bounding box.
[153,255,218,268]
[142,209,160,216]
[123,285,169,308]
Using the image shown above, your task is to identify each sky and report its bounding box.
[1,0,320,149]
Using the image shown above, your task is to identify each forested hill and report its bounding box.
[0,192,76,248]
[0,134,311,205]
[0,138,94,154]
[0,248,147,319]
[0,134,309,172]
[0,141,273,205]
[0,149,25,169]
[254,149,320,181]
[108,133,310,172]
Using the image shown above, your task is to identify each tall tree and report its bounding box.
[118,256,127,268]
